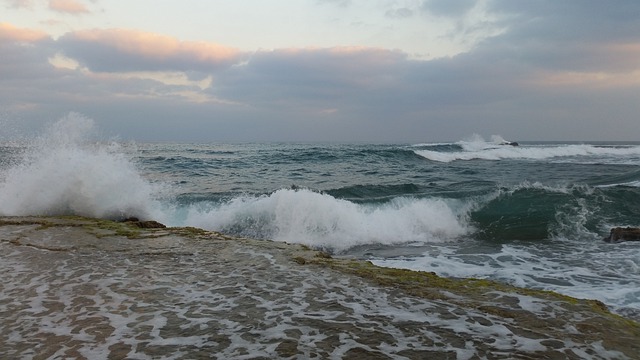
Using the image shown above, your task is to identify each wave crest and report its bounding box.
[183,188,471,251]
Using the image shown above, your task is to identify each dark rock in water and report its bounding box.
[604,227,640,242]
[500,141,519,146]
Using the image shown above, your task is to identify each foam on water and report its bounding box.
[182,189,471,251]
[0,113,164,220]
[372,239,640,318]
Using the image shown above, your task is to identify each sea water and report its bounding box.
[1,113,639,319]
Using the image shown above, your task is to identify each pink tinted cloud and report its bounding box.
[49,0,89,14]
[0,22,50,42]
[60,28,242,71]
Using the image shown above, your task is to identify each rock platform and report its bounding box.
[1,217,639,359]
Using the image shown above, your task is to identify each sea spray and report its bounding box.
[0,112,164,220]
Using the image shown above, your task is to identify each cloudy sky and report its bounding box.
[1,0,639,142]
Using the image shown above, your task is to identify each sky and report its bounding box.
[1,0,639,142]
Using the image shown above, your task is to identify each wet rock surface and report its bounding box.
[1,217,639,359]
[604,227,640,242]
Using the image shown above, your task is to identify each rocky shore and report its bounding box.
[1,216,639,359]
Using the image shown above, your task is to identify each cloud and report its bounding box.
[48,0,89,14]
[212,47,408,111]
[0,22,50,42]
[385,8,414,19]
[488,0,640,39]
[57,29,243,73]
[478,0,640,75]
[424,0,476,17]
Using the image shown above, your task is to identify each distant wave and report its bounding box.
[414,137,640,163]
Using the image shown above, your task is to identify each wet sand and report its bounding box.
[1,217,639,359]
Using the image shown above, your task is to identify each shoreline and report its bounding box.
[1,216,639,358]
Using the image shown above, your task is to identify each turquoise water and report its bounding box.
[1,115,639,318]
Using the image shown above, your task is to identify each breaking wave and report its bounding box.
[181,189,471,251]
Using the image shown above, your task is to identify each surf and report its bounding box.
[179,188,472,251]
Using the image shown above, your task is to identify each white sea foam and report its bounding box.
[372,239,640,317]
[0,112,164,220]
[182,189,471,251]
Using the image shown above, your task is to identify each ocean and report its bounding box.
[1,114,640,321]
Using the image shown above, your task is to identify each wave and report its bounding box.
[469,181,640,242]
[414,135,640,163]
[324,183,426,202]
[469,183,591,241]
[181,189,471,251]
[591,168,640,188]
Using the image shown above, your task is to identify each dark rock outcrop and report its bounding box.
[120,217,166,229]
[134,220,167,229]
[604,227,640,242]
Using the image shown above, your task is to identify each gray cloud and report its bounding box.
[481,0,640,72]
[212,48,408,110]
[423,0,476,17]
[385,8,414,19]
[488,0,640,40]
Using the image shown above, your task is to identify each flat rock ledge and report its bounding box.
[1,216,639,359]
